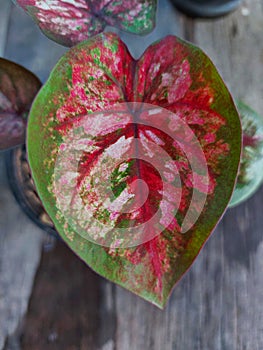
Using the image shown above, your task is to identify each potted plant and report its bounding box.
[1,0,262,308]
[171,0,244,18]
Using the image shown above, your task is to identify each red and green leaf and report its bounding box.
[13,0,157,47]
[230,101,263,206]
[27,33,241,307]
[0,58,41,150]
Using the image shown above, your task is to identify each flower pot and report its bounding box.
[230,101,263,207]
[171,0,243,18]
[5,144,59,238]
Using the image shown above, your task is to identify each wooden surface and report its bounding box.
[0,3,66,349]
[0,0,263,349]
[0,4,43,349]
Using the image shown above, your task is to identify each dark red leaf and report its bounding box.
[0,58,41,150]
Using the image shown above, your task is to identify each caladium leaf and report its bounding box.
[0,58,41,150]
[27,33,241,307]
[230,101,263,207]
[13,0,157,47]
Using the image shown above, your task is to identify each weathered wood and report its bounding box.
[0,0,11,56]
[20,242,101,350]
[4,5,67,82]
[0,152,44,350]
[0,3,65,350]
[0,3,43,349]
[112,2,263,350]
[195,0,263,113]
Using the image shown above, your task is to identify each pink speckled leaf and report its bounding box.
[0,58,41,150]
[27,33,241,307]
[13,0,157,46]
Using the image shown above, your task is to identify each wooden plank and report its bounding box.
[0,153,44,350]
[0,0,11,56]
[4,5,67,82]
[20,242,101,350]
[0,3,65,349]
[20,244,118,350]
[0,2,43,349]
[112,1,263,349]
[194,0,263,113]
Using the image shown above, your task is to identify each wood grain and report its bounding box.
[195,0,263,113]
[20,242,101,350]
[111,2,263,349]
[4,5,67,82]
[0,2,43,349]
[0,152,44,350]
[0,0,11,56]
[0,3,65,349]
